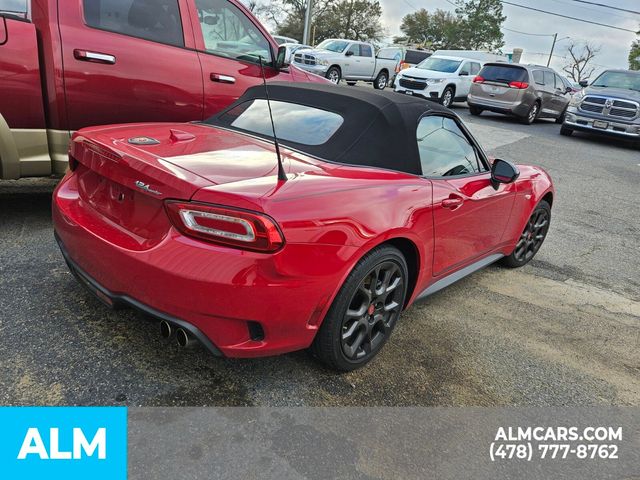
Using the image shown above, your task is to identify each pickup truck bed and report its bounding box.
[0,0,324,180]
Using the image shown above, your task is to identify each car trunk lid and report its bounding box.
[69,123,290,246]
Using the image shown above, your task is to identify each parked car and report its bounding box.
[281,42,313,63]
[52,83,554,371]
[467,63,572,124]
[273,35,299,45]
[376,45,432,86]
[394,55,484,107]
[432,50,509,63]
[560,75,581,95]
[291,38,397,89]
[0,0,325,181]
[561,69,640,142]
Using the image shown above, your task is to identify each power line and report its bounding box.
[548,0,631,20]
[502,27,555,37]
[500,1,638,33]
[564,0,640,16]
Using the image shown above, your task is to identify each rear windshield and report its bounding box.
[217,100,344,146]
[377,47,402,61]
[479,65,528,83]
[405,50,430,65]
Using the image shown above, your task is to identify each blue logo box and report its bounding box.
[0,407,127,480]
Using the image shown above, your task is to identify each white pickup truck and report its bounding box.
[290,39,398,89]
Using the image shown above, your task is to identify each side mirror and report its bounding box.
[345,50,354,57]
[275,45,289,69]
[490,159,519,190]
[578,79,589,87]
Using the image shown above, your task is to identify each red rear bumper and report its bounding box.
[52,174,356,358]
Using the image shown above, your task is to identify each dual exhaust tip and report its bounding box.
[160,320,194,348]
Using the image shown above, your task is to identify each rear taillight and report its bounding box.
[395,61,410,73]
[508,81,529,89]
[472,75,484,83]
[165,201,284,253]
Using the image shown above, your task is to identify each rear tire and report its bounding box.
[373,71,388,90]
[560,125,573,136]
[555,108,567,124]
[469,105,483,116]
[520,102,540,125]
[310,245,408,371]
[501,200,551,268]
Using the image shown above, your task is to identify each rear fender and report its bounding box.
[0,113,19,179]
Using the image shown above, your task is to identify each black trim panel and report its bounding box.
[55,233,224,357]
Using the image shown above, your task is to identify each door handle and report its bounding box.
[210,73,236,84]
[74,49,116,65]
[442,196,464,209]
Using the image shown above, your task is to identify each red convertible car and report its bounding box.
[52,83,554,371]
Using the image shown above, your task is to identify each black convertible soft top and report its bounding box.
[206,82,452,176]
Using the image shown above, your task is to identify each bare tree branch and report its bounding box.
[562,41,601,82]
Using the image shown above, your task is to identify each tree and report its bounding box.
[315,0,384,42]
[398,9,465,49]
[630,26,640,70]
[397,0,505,51]
[253,0,383,44]
[454,0,505,51]
[562,41,601,82]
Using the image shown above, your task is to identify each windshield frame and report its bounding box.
[416,57,462,73]
[590,71,640,92]
[317,40,349,53]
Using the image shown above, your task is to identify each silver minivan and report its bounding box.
[467,63,572,124]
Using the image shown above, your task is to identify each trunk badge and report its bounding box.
[128,136,160,145]
[135,181,162,196]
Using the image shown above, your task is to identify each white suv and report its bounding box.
[394,55,483,107]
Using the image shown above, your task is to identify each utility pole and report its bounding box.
[547,33,558,67]
[303,0,313,45]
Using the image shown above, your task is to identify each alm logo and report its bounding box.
[17,427,107,460]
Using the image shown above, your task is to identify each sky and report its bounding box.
[378,0,639,77]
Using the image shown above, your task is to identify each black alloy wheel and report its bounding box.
[340,261,404,360]
[501,200,551,268]
[310,245,408,371]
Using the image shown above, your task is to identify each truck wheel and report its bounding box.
[326,67,341,84]
[373,71,388,90]
[560,125,573,136]
[469,105,483,116]
[310,245,408,371]
[440,87,454,108]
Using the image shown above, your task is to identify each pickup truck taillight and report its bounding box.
[165,201,284,253]
[395,62,410,73]
[508,81,529,89]
[472,75,484,83]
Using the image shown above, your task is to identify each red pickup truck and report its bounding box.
[0,0,324,180]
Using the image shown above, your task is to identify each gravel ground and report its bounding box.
[0,103,638,407]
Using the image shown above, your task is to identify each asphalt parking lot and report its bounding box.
[1,98,638,407]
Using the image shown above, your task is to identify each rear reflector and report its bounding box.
[472,75,484,83]
[508,81,529,89]
[165,201,284,253]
